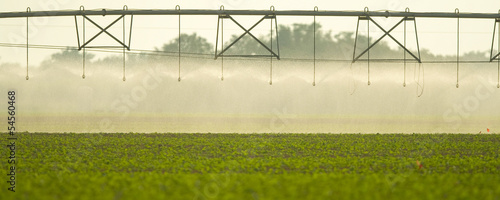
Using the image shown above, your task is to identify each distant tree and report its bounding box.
[157,33,214,54]
[461,51,488,61]
[39,48,94,69]
[278,23,336,59]
[223,22,337,59]
[223,34,270,56]
[125,33,214,65]
[223,22,402,60]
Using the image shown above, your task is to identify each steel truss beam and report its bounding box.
[72,6,133,81]
[215,14,280,59]
[2,9,500,19]
[353,16,421,63]
[491,18,500,62]
[74,14,133,50]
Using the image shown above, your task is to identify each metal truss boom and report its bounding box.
[215,14,279,59]
[5,6,500,88]
[353,16,421,63]
[1,9,500,19]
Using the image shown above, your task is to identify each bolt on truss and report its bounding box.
[352,7,421,86]
[214,6,280,84]
[353,8,421,63]
[74,6,133,81]
[214,6,280,60]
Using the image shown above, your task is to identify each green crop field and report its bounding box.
[2,133,500,200]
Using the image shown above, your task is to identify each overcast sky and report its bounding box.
[0,0,499,65]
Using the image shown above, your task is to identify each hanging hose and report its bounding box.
[313,6,318,86]
[498,15,500,88]
[456,8,460,88]
[414,63,425,97]
[366,7,371,86]
[270,19,273,85]
[270,6,275,85]
[349,62,358,95]
[221,18,224,81]
[403,8,409,87]
[220,5,224,81]
[81,6,86,79]
[404,29,407,87]
[26,7,30,80]
[122,6,128,81]
[269,6,279,85]
[82,17,86,79]
[176,5,181,82]
[312,17,315,86]
[403,19,407,87]
[122,47,126,82]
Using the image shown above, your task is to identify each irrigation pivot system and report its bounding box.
[1,6,500,89]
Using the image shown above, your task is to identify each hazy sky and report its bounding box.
[0,0,499,65]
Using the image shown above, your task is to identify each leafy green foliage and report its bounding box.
[38,48,95,70]
[2,133,499,200]
[156,33,214,54]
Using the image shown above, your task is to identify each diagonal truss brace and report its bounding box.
[353,16,421,63]
[74,14,133,50]
[215,14,280,59]
[490,18,500,62]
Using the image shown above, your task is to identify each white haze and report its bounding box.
[1,57,499,133]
